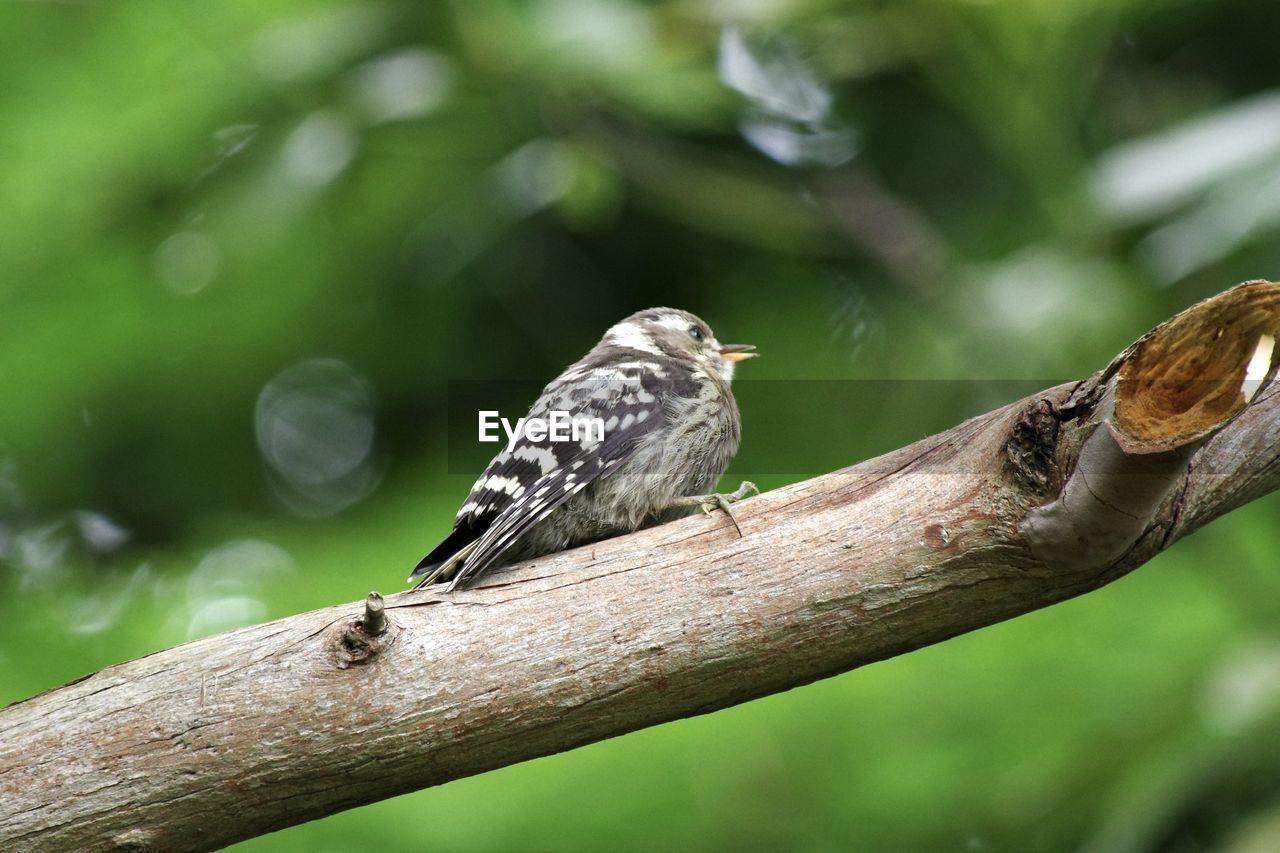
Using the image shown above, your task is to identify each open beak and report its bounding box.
[719,343,758,363]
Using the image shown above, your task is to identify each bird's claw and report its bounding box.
[687,481,759,537]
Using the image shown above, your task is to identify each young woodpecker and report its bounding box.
[411,307,758,591]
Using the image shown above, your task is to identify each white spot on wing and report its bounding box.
[484,474,521,495]
[514,443,559,474]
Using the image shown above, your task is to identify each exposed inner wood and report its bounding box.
[1113,280,1280,453]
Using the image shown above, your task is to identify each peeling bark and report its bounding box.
[1,282,1278,852]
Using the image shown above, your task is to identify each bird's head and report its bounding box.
[603,307,757,383]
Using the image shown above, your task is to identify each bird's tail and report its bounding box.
[408,530,480,589]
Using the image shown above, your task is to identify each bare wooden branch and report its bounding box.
[2,283,1278,852]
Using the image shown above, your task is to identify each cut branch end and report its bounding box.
[362,591,386,636]
[336,591,392,667]
[1111,279,1280,454]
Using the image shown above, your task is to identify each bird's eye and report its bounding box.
[688,326,704,341]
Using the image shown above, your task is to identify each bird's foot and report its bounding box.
[668,481,759,537]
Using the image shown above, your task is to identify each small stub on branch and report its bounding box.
[361,591,387,636]
[337,591,394,667]
[1022,280,1280,572]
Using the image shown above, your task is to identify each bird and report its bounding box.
[410,307,759,591]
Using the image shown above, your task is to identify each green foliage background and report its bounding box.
[3,0,1280,849]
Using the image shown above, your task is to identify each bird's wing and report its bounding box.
[414,359,680,590]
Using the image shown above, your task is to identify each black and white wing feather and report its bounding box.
[411,359,674,589]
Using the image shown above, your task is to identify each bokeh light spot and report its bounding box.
[255,358,381,517]
[282,112,358,187]
[154,231,221,295]
[346,49,454,124]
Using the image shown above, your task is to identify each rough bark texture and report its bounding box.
[2,283,1279,852]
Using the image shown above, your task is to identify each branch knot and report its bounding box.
[336,592,395,668]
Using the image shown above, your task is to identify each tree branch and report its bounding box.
[3,283,1279,852]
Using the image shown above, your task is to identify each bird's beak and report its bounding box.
[719,343,758,363]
